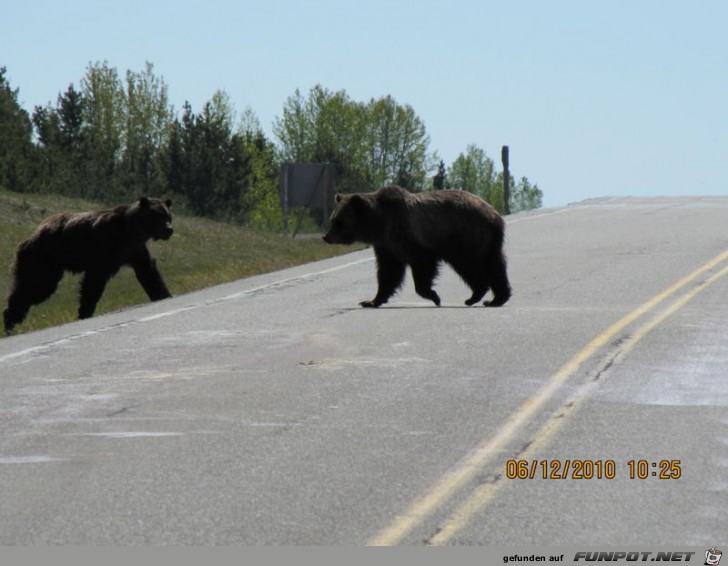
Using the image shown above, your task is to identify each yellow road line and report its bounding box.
[366,248,728,546]
[427,262,728,545]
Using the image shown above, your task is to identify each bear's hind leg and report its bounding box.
[465,266,489,306]
[362,247,406,308]
[484,249,511,307]
[4,264,64,333]
[4,301,30,335]
[448,257,489,306]
[411,257,441,307]
[465,288,488,306]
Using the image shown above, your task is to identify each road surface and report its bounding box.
[1,196,727,545]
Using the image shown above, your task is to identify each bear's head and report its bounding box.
[323,193,380,245]
[134,197,174,241]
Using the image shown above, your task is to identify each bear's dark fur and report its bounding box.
[4,197,174,334]
[323,185,511,308]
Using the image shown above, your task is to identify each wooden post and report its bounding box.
[501,145,511,215]
[281,163,290,235]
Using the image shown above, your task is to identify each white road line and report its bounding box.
[0,256,373,364]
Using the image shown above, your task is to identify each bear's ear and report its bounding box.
[165,199,172,208]
[138,196,150,208]
[349,194,369,211]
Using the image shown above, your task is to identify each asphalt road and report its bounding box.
[1,196,727,545]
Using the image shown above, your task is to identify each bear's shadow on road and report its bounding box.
[326,304,486,317]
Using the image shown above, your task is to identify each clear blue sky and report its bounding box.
[3,0,727,207]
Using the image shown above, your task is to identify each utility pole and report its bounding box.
[501,145,511,215]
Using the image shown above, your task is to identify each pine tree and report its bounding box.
[0,67,33,191]
[433,160,447,190]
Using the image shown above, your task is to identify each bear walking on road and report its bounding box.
[4,197,174,334]
[322,185,511,308]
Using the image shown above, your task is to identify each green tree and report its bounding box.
[363,95,432,190]
[161,92,278,224]
[31,84,85,194]
[195,90,243,217]
[274,85,434,194]
[448,144,501,209]
[239,128,281,230]
[121,61,174,197]
[447,146,543,213]
[273,87,314,163]
[31,102,63,191]
[432,159,447,190]
[80,61,124,199]
[160,115,185,202]
[274,86,367,193]
[0,67,33,191]
[58,84,84,152]
[510,176,543,212]
[176,97,230,217]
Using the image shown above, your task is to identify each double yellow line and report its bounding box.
[367,248,728,546]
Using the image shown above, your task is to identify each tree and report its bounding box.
[80,61,124,199]
[363,95,431,191]
[0,67,33,191]
[58,84,84,152]
[509,176,543,212]
[447,144,543,213]
[273,88,314,163]
[448,144,501,209]
[31,84,85,194]
[432,160,447,190]
[160,116,185,201]
[31,103,62,191]
[239,128,281,230]
[161,92,278,224]
[121,61,174,197]
[273,85,434,194]
[4,62,544,225]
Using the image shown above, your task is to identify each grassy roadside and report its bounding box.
[0,189,362,335]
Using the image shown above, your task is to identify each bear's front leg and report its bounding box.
[362,247,406,307]
[130,249,172,301]
[78,269,111,319]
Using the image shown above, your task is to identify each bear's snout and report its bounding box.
[323,231,350,245]
[157,226,174,241]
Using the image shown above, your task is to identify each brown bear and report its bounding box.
[4,197,174,334]
[322,185,511,308]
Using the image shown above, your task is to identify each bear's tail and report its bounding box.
[485,223,511,307]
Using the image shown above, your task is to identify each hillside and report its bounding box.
[0,189,360,335]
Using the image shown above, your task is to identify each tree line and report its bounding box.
[0,62,542,229]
